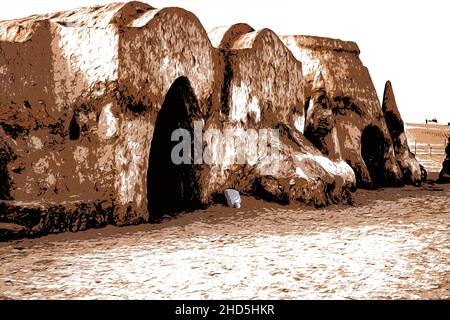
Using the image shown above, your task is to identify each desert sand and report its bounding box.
[0,177,448,300]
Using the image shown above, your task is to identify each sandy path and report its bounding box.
[0,183,449,300]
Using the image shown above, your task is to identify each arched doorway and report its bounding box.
[0,141,13,200]
[69,114,80,140]
[147,77,201,220]
[0,159,10,200]
[361,125,387,187]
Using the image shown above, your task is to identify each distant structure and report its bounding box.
[426,118,438,124]
[0,1,423,239]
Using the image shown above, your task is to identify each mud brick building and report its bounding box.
[0,1,420,239]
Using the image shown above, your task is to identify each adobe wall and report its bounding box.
[280,35,413,187]
[0,2,422,240]
[0,2,223,234]
[209,25,355,206]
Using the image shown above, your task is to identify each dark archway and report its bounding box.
[0,159,11,200]
[361,125,387,187]
[0,141,14,200]
[69,114,80,140]
[147,77,201,220]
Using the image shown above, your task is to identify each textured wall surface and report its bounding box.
[280,35,418,187]
[209,24,355,207]
[0,2,227,237]
[114,6,220,223]
[0,1,419,239]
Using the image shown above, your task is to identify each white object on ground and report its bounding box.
[224,189,241,208]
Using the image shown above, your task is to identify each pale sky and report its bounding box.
[1,0,449,123]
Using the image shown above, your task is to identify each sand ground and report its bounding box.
[0,179,448,300]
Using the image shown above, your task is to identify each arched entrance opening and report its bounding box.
[361,125,387,187]
[69,114,80,140]
[147,77,201,220]
[0,159,10,200]
[0,141,13,200]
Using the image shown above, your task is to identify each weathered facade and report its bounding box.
[280,35,421,187]
[0,2,219,236]
[208,24,355,206]
[0,1,420,239]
